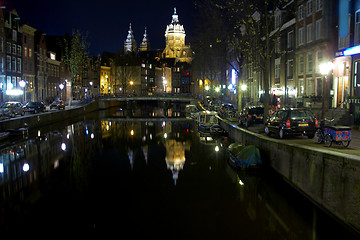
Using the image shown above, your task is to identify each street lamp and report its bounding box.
[19,80,26,103]
[59,83,64,100]
[130,80,134,94]
[319,62,334,119]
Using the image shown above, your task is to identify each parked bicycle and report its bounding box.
[314,118,351,147]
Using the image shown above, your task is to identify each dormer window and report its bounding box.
[275,11,281,29]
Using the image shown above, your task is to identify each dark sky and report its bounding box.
[5,0,196,56]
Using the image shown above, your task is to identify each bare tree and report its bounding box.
[215,0,286,117]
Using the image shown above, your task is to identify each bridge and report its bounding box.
[99,94,196,102]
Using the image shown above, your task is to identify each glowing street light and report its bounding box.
[59,83,64,100]
[19,80,26,102]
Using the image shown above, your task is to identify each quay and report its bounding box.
[219,117,360,234]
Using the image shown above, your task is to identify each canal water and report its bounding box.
[0,104,359,238]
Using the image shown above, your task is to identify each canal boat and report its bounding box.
[227,143,262,169]
[197,110,218,133]
[210,124,224,135]
[185,104,198,115]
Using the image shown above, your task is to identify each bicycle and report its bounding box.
[314,118,351,147]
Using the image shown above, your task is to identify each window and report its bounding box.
[29,48,32,57]
[6,42,11,53]
[299,78,304,95]
[316,0,322,11]
[307,53,313,73]
[307,78,314,95]
[275,58,280,82]
[24,47,27,57]
[12,30,17,41]
[275,11,281,29]
[17,58,21,73]
[17,45,21,56]
[316,77,322,96]
[299,27,304,45]
[307,0,313,16]
[275,37,280,53]
[315,19,322,40]
[12,44,16,54]
[299,55,304,74]
[287,31,294,49]
[307,24,313,43]
[354,61,360,88]
[6,55,10,71]
[0,38,2,52]
[287,59,294,78]
[12,57,16,72]
[355,10,360,44]
[316,51,323,73]
[298,5,304,21]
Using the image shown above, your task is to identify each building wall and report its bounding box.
[35,33,47,102]
[22,24,36,102]
[4,9,23,102]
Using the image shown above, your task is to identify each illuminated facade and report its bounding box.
[100,66,111,95]
[163,8,192,63]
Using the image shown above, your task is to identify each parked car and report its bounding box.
[0,101,25,118]
[239,106,264,127]
[264,108,318,139]
[23,101,45,114]
[50,100,65,110]
[219,103,236,117]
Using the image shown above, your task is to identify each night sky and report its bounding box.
[5,0,196,56]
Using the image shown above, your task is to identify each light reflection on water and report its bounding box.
[0,110,358,238]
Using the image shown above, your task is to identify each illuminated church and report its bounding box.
[162,8,192,63]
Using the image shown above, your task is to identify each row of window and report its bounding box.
[4,42,22,56]
[5,55,22,73]
[275,0,322,29]
[274,50,323,79]
[298,19,323,45]
[298,0,323,21]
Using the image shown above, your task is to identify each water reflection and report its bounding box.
[0,111,358,238]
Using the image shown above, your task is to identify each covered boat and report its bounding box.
[227,143,262,169]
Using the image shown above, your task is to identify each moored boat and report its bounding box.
[227,143,262,169]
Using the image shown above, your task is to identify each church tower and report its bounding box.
[124,23,137,53]
[139,27,150,51]
[163,8,192,62]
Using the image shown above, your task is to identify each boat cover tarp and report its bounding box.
[228,142,245,156]
[228,143,262,167]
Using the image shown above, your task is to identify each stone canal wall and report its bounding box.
[219,118,360,234]
[0,100,121,132]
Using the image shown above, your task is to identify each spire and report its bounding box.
[124,23,137,53]
[139,27,150,51]
[171,7,179,24]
